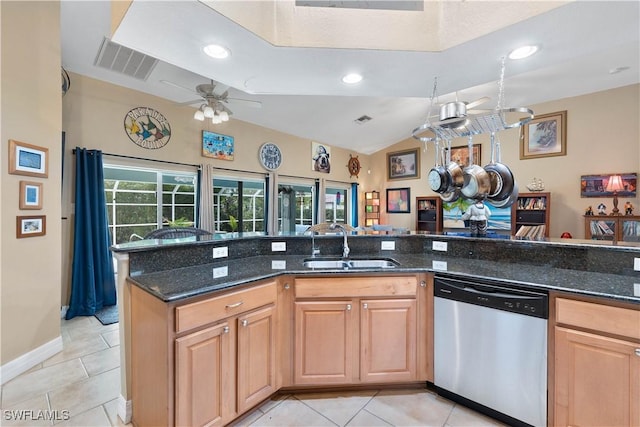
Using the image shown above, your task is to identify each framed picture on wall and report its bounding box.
[202,130,234,160]
[387,149,420,180]
[447,144,481,167]
[387,187,411,213]
[19,181,43,210]
[520,110,567,159]
[9,140,49,178]
[16,215,46,238]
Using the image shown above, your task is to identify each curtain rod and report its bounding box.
[72,149,200,169]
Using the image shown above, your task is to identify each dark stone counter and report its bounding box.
[115,234,640,305]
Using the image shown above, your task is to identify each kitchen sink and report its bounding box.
[303,258,398,269]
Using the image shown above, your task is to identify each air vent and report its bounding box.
[94,37,158,81]
[354,115,372,124]
[296,1,423,11]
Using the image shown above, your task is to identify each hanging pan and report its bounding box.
[461,136,491,200]
[484,133,515,202]
[427,140,450,194]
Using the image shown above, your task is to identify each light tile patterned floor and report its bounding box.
[1,315,506,426]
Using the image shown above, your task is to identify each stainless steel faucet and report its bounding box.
[329,223,350,258]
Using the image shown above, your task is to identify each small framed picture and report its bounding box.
[520,111,567,159]
[16,215,46,238]
[387,148,420,180]
[387,187,411,213]
[9,140,49,177]
[19,181,43,210]
[202,130,234,160]
[448,144,482,167]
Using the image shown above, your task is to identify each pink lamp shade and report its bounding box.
[605,175,625,192]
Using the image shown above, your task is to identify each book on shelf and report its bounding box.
[596,220,615,235]
[518,197,546,210]
[515,224,545,238]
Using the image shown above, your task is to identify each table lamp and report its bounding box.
[605,175,625,215]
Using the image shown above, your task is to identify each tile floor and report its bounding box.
[1,315,506,427]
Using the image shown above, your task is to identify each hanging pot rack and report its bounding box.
[412,56,534,144]
[411,107,534,143]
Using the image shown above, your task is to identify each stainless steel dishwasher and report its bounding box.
[434,275,548,427]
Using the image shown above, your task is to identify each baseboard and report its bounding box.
[60,305,69,319]
[117,395,132,424]
[0,336,63,385]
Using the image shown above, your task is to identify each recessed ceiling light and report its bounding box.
[507,45,539,60]
[204,44,230,59]
[342,73,363,84]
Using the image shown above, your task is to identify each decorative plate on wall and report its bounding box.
[259,142,282,171]
[124,107,172,149]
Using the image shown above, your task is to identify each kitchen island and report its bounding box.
[112,233,640,426]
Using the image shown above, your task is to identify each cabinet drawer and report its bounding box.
[295,276,417,299]
[176,281,277,333]
[556,298,640,340]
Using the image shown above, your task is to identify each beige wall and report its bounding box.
[1,1,62,364]
[370,84,640,237]
[61,73,372,304]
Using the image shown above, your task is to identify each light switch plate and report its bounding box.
[381,241,395,250]
[212,246,228,259]
[271,241,286,252]
[432,241,448,252]
[212,266,228,278]
[634,283,640,297]
[634,257,640,271]
[432,260,448,271]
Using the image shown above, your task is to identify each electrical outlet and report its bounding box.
[432,241,448,252]
[271,260,286,270]
[634,257,640,271]
[212,266,228,278]
[381,241,395,250]
[432,260,448,271]
[212,246,228,259]
[271,241,286,252]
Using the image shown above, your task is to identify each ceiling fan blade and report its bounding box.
[465,96,490,110]
[178,98,205,106]
[227,98,262,108]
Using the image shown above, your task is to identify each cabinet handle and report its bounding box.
[346,304,352,311]
[635,349,640,357]
[226,301,243,309]
[420,280,426,287]
[242,319,248,327]
[223,326,229,334]
[284,283,290,290]
[362,303,368,309]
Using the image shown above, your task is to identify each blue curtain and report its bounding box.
[66,148,116,320]
[351,183,359,228]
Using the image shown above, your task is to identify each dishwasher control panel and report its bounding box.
[435,275,548,319]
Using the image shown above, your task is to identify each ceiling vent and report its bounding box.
[94,37,158,81]
[354,115,372,124]
[296,1,423,11]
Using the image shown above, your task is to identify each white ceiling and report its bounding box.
[60,1,639,155]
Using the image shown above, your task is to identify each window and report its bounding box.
[104,165,197,244]
[278,183,315,233]
[325,187,348,224]
[213,178,265,232]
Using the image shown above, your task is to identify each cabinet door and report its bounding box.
[555,327,640,427]
[294,300,354,384]
[237,305,276,413]
[360,299,417,383]
[175,322,232,427]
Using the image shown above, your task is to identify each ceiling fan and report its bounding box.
[428,95,491,129]
[167,80,262,123]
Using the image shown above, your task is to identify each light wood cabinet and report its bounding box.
[175,322,232,427]
[130,279,277,427]
[293,275,426,386]
[553,297,640,427]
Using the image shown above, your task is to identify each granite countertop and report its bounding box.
[128,253,640,305]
